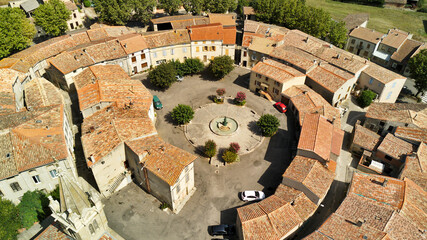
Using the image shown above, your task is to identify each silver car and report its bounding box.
[240,190,265,201]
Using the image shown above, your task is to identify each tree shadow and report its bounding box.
[232,72,250,88]
[247,120,262,136]
[164,111,176,125]
[199,69,220,81]
[139,77,168,92]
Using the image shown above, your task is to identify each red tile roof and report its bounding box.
[282,156,335,200]
[0,68,25,114]
[273,184,317,221]
[208,13,236,26]
[298,114,343,161]
[24,78,65,109]
[352,124,382,152]
[394,126,427,144]
[243,6,255,15]
[34,221,71,240]
[188,23,224,41]
[349,27,384,44]
[363,63,406,84]
[307,63,355,93]
[223,26,236,45]
[118,33,148,54]
[377,133,414,160]
[365,103,427,128]
[142,29,191,49]
[400,143,427,191]
[382,28,410,49]
[125,135,197,186]
[252,59,305,84]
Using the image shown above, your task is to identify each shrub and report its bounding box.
[216,88,226,96]
[222,150,239,163]
[160,202,170,210]
[418,7,427,13]
[182,58,205,75]
[257,114,280,137]
[170,59,185,77]
[149,62,177,89]
[236,91,246,102]
[209,55,234,79]
[83,0,91,7]
[229,142,240,153]
[204,140,217,159]
[236,100,246,106]
[171,104,194,125]
[18,191,46,229]
[357,90,377,108]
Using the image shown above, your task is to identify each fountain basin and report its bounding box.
[209,116,238,136]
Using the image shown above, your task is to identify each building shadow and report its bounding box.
[232,72,250,88]
[345,111,366,126]
[29,215,55,240]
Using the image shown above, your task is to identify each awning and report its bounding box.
[372,50,391,61]
[260,83,269,88]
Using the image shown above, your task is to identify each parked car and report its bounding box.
[153,95,163,110]
[274,102,287,113]
[208,224,235,236]
[240,190,265,202]
[176,75,184,82]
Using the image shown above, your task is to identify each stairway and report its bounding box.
[259,90,275,103]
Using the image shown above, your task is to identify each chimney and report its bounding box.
[337,54,341,59]
[89,126,95,133]
[305,36,309,43]
[83,49,86,52]
[329,44,333,48]
[356,219,365,227]
[89,155,95,163]
[382,179,388,187]
[124,43,127,48]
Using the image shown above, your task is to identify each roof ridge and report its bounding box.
[318,65,347,81]
[264,61,295,77]
[257,201,281,238]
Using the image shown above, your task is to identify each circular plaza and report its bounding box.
[185,100,264,155]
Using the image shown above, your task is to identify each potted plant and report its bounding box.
[235,91,246,106]
[214,88,226,103]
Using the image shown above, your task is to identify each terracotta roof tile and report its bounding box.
[0,68,24,114]
[252,59,305,84]
[282,85,341,128]
[394,126,427,143]
[363,63,406,84]
[400,178,427,231]
[170,17,210,30]
[208,13,236,26]
[143,29,190,49]
[24,78,65,109]
[349,172,405,209]
[273,184,317,221]
[382,29,409,49]
[391,39,424,63]
[352,124,381,152]
[81,104,156,166]
[118,33,148,54]
[0,132,18,179]
[349,27,383,44]
[307,63,355,93]
[270,45,318,72]
[34,221,71,240]
[365,103,427,128]
[283,156,335,200]
[74,65,152,112]
[64,1,77,11]
[343,13,369,31]
[151,15,207,24]
[384,211,426,240]
[377,133,414,160]
[188,23,224,41]
[223,26,236,45]
[400,143,427,191]
[241,32,264,48]
[243,6,255,15]
[125,135,196,186]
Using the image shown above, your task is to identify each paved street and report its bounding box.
[103,67,296,239]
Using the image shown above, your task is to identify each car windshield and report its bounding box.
[255,191,259,197]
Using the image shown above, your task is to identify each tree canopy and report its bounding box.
[253,0,347,48]
[408,49,427,96]
[18,191,44,229]
[209,55,234,79]
[357,89,377,108]
[159,0,182,15]
[171,104,194,125]
[183,0,204,15]
[34,0,71,36]
[0,8,36,59]
[149,62,177,89]
[257,114,280,137]
[0,197,21,240]
[94,0,155,25]
[204,140,217,159]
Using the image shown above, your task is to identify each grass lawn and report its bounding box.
[306,0,427,42]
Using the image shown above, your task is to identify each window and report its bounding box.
[367,44,371,49]
[203,46,208,51]
[275,81,280,87]
[89,224,95,235]
[273,88,279,94]
[255,81,260,86]
[347,86,351,92]
[50,169,57,178]
[170,49,174,55]
[386,91,392,100]
[176,184,181,193]
[153,52,157,58]
[141,53,146,60]
[256,73,261,78]
[211,41,215,44]
[379,121,385,126]
[225,49,229,55]
[351,39,356,44]
[349,46,354,52]
[251,54,256,61]
[162,50,167,56]
[185,174,190,183]
[211,46,216,51]
[265,77,269,82]
[182,47,187,53]
[73,13,77,18]
[243,51,247,57]
[0,190,3,197]
[385,155,393,161]
[196,46,200,52]
[32,175,41,184]
[387,126,394,132]
[10,182,21,192]
[203,41,206,44]
[203,55,207,62]
[93,220,99,230]
[363,51,368,57]
[141,62,148,68]
[211,56,214,60]
[369,78,374,84]
[131,57,136,63]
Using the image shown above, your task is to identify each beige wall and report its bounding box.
[191,40,223,65]
[127,49,151,74]
[240,47,250,68]
[331,77,357,107]
[377,78,406,103]
[170,162,195,213]
[150,43,192,66]
[67,9,84,31]
[90,143,127,197]
[0,160,69,204]
[81,102,112,119]
[222,45,236,62]
[346,37,379,59]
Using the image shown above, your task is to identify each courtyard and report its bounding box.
[103,67,297,239]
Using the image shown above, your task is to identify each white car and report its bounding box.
[240,190,265,202]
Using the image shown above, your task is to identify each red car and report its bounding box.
[274,102,287,113]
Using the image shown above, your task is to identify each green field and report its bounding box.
[306,0,427,42]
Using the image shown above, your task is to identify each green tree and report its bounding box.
[408,49,427,97]
[129,0,156,23]
[204,0,237,13]
[170,59,185,77]
[182,58,204,75]
[171,104,194,124]
[34,0,71,36]
[257,114,280,137]
[237,0,252,15]
[183,0,204,15]
[0,197,21,240]
[328,21,347,48]
[159,0,182,15]
[357,90,377,108]
[222,150,238,163]
[0,8,36,58]
[18,191,44,229]
[209,55,234,79]
[149,62,177,89]
[204,140,217,159]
